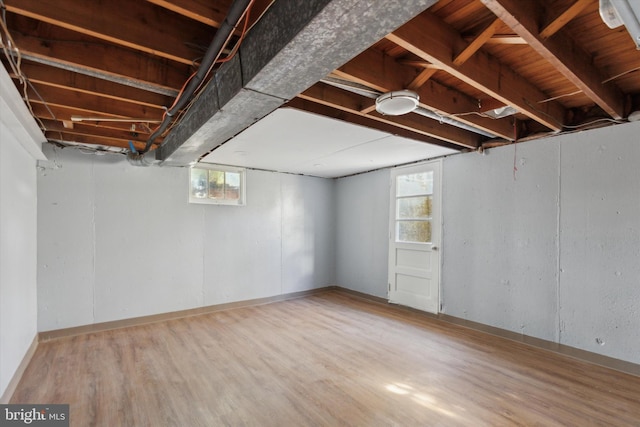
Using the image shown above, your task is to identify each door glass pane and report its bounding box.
[224,171,241,201]
[397,196,432,219]
[397,171,433,197]
[397,220,431,243]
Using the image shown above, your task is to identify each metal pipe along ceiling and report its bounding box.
[135,0,255,157]
[320,77,495,138]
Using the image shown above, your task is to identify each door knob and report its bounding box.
[432,246,439,251]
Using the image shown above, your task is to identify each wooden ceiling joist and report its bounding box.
[387,11,566,131]
[335,49,515,140]
[300,82,481,148]
[15,62,172,109]
[286,98,459,149]
[147,0,274,32]
[45,131,149,151]
[407,68,438,91]
[27,85,162,122]
[5,0,213,66]
[146,0,234,27]
[481,0,625,120]
[8,27,186,95]
[454,18,501,66]
[481,35,526,44]
[30,104,159,135]
[39,119,162,146]
[3,0,639,157]
[539,0,591,40]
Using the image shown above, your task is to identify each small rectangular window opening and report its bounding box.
[189,165,246,205]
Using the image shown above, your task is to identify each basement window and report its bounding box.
[189,164,245,206]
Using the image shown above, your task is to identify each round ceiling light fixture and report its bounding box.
[375,90,420,116]
[628,110,640,122]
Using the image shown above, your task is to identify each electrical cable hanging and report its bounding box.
[137,0,254,156]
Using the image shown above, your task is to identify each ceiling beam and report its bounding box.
[481,0,625,119]
[46,131,148,151]
[158,0,439,164]
[5,0,213,65]
[39,119,162,146]
[407,68,438,91]
[386,11,566,131]
[30,104,159,135]
[454,18,501,66]
[539,0,590,39]
[300,83,480,148]
[286,98,461,150]
[146,0,274,31]
[15,62,171,109]
[8,23,187,95]
[335,48,514,140]
[146,0,233,27]
[27,85,162,122]
[481,35,526,44]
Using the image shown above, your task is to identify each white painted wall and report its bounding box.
[443,122,640,364]
[37,147,335,331]
[557,123,640,361]
[0,64,45,398]
[335,169,390,298]
[0,128,39,398]
[336,122,640,364]
[442,139,560,341]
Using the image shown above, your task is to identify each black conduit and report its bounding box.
[139,0,254,155]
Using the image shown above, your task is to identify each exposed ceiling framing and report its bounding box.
[1,0,639,163]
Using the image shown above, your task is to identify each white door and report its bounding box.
[388,160,441,313]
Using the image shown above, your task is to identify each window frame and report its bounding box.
[188,164,246,206]
[394,170,434,244]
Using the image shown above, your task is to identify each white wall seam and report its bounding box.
[91,158,96,324]
[201,203,205,306]
[556,141,562,344]
[279,174,283,295]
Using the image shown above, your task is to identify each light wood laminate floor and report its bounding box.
[11,291,640,426]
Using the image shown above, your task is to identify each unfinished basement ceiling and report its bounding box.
[2,0,640,168]
[200,108,457,178]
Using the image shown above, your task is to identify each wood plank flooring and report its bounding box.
[11,291,640,426]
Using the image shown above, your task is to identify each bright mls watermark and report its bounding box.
[0,405,68,426]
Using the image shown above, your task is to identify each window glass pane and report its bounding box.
[191,168,208,199]
[189,166,245,206]
[208,170,225,199]
[224,171,240,201]
[397,171,433,197]
[397,220,431,243]
[397,196,432,219]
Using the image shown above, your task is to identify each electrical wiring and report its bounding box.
[2,0,159,154]
[0,0,56,135]
[602,65,640,84]
[538,89,583,104]
[145,0,255,147]
[50,141,128,156]
[561,117,625,129]
[214,2,252,66]
[451,111,503,119]
[0,2,22,82]
[523,99,565,130]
